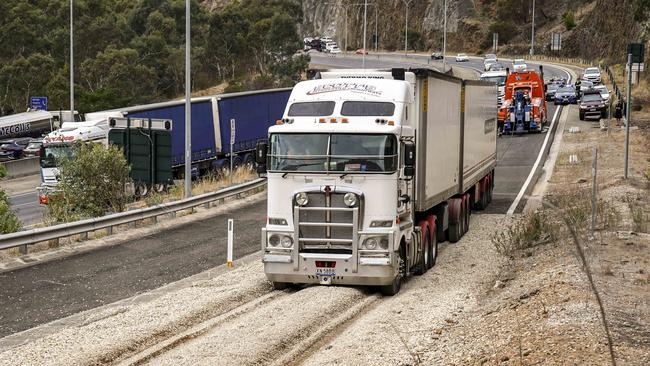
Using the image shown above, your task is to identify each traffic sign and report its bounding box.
[627,43,645,64]
[230,118,236,145]
[30,96,48,111]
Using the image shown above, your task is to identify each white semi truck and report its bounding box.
[256,68,497,295]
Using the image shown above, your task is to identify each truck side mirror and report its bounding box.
[256,140,268,173]
[403,143,415,177]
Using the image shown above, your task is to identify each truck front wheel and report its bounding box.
[272,282,290,290]
[380,243,406,296]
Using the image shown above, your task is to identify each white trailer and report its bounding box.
[257,68,497,295]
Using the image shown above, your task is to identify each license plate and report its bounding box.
[316,268,335,277]
[590,108,597,111]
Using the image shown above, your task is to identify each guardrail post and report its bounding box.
[170,211,176,218]
[80,232,88,241]
[106,226,113,236]
[19,244,27,255]
[204,203,210,209]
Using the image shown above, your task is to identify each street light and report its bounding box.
[530,0,535,56]
[69,0,74,117]
[403,0,413,56]
[362,0,368,68]
[442,0,447,71]
[184,0,192,198]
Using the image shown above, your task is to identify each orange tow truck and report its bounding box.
[497,66,548,134]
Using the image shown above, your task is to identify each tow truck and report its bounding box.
[498,66,547,134]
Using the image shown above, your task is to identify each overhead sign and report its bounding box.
[230,118,236,145]
[627,43,645,64]
[30,96,48,111]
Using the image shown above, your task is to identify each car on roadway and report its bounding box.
[23,139,43,158]
[484,53,498,61]
[484,58,498,71]
[488,62,505,71]
[554,85,578,105]
[355,48,368,55]
[0,137,31,161]
[431,51,443,60]
[513,59,527,72]
[594,84,610,104]
[545,82,562,101]
[455,53,469,62]
[328,46,342,54]
[582,67,602,84]
[579,90,607,120]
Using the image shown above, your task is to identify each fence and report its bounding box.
[0,178,266,254]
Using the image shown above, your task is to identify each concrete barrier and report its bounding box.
[0,157,40,179]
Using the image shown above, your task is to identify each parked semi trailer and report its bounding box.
[108,88,291,178]
[257,68,497,295]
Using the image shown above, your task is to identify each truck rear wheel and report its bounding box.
[428,229,438,269]
[415,228,430,276]
[448,221,462,243]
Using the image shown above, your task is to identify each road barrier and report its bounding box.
[0,178,266,254]
[0,157,40,178]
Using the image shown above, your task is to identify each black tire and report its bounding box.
[381,243,405,296]
[464,201,471,234]
[415,229,430,276]
[487,181,493,204]
[428,230,438,269]
[448,221,462,243]
[272,282,289,290]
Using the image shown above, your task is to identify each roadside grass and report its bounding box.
[491,210,559,256]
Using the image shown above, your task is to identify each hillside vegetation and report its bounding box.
[0,0,307,116]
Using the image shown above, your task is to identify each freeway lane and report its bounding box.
[0,198,266,337]
[310,53,570,214]
[9,191,45,227]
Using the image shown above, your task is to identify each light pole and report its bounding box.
[403,0,412,56]
[362,0,368,68]
[69,0,74,116]
[530,0,535,56]
[442,0,448,71]
[374,2,378,54]
[184,0,192,198]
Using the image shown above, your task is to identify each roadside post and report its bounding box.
[624,53,632,179]
[230,118,236,185]
[591,147,598,237]
[227,219,234,267]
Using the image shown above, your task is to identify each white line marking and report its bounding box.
[506,66,572,215]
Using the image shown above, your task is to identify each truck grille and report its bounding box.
[295,192,359,254]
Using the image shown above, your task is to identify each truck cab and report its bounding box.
[498,67,547,134]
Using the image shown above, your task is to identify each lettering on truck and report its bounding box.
[0,123,31,136]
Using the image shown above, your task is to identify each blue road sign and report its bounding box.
[30,96,48,111]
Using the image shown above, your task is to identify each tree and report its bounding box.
[407,29,422,52]
[0,164,21,234]
[48,144,131,222]
[562,11,576,30]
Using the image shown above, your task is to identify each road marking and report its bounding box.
[506,66,573,215]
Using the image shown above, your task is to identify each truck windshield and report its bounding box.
[40,145,75,168]
[269,133,397,173]
[288,101,335,116]
[340,101,395,116]
[481,76,506,86]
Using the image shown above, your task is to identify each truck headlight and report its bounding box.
[280,236,293,248]
[362,236,389,250]
[269,234,280,247]
[343,192,357,207]
[295,192,309,206]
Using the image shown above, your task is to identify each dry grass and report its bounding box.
[491,210,559,256]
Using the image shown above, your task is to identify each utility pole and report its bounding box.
[442,0,447,71]
[374,2,378,54]
[184,0,192,198]
[530,0,535,56]
[69,0,74,116]
[363,0,368,68]
[403,0,412,56]
[624,53,632,179]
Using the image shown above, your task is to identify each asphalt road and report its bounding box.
[0,199,266,337]
[0,54,570,339]
[9,191,45,227]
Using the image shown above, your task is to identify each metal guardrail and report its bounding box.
[0,178,266,253]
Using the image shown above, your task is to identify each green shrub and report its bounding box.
[562,11,576,30]
[48,143,131,222]
[0,163,6,179]
[0,165,21,234]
